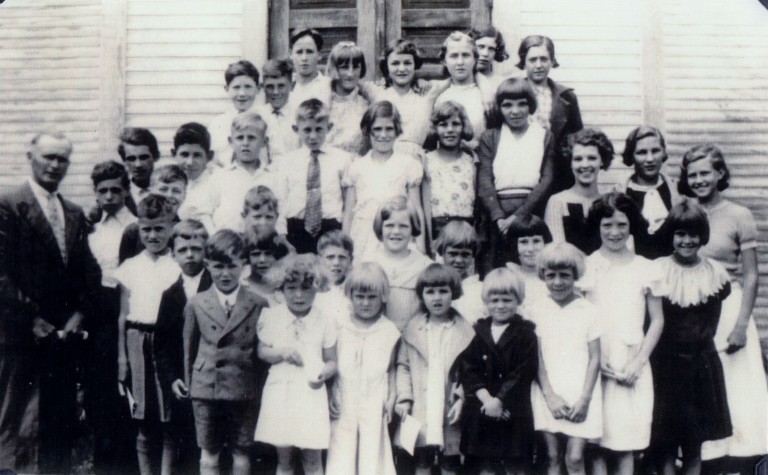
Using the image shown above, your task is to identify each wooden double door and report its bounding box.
[269,0,493,80]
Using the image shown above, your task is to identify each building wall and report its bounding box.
[1,0,767,329]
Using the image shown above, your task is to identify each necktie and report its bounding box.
[304,150,322,236]
[272,108,282,116]
[47,193,67,264]
[225,300,233,320]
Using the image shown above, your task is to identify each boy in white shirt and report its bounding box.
[172,122,216,232]
[255,58,301,164]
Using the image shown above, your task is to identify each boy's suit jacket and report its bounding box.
[183,286,268,401]
[155,269,213,392]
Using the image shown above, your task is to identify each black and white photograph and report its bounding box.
[0,0,766,474]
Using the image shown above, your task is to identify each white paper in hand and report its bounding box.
[398,414,422,456]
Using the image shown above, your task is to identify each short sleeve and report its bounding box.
[257,307,280,347]
[585,302,603,341]
[321,312,338,349]
[646,258,669,298]
[113,259,133,288]
[404,154,424,187]
[639,257,664,295]
[341,158,359,188]
[736,206,759,251]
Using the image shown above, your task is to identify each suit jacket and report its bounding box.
[0,182,101,346]
[546,78,584,193]
[476,126,556,222]
[155,270,213,391]
[183,286,268,401]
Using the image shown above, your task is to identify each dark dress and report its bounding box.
[650,257,733,449]
[624,177,676,260]
[458,316,538,462]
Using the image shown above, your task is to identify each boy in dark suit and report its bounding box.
[155,219,212,473]
[184,230,269,475]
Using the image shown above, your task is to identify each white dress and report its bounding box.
[254,304,337,449]
[326,314,400,475]
[342,151,424,261]
[529,296,603,439]
[506,263,548,321]
[580,252,660,450]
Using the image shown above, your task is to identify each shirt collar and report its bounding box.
[100,206,135,226]
[182,270,204,292]
[28,177,58,201]
[214,285,240,309]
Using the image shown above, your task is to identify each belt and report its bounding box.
[126,321,156,332]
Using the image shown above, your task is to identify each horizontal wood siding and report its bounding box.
[0,0,103,206]
[124,0,245,161]
[660,0,768,332]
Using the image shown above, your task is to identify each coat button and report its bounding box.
[216,361,224,368]
[211,325,217,330]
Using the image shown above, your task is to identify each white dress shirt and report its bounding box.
[88,206,137,287]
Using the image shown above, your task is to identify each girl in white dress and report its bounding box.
[342,101,426,260]
[369,196,433,331]
[254,254,337,475]
[327,263,400,475]
[580,193,664,474]
[529,242,602,475]
[325,42,369,155]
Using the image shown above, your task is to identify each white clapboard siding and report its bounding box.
[0,0,103,206]
[124,0,246,159]
[660,0,768,333]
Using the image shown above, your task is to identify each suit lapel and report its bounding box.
[199,289,228,329]
[221,287,258,337]
[61,198,81,257]
[20,183,62,263]
[198,270,213,293]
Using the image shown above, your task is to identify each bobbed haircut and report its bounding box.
[205,229,246,263]
[344,262,390,301]
[171,219,209,250]
[536,242,586,280]
[295,98,330,123]
[173,122,212,152]
[495,77,538,112]
[433,220,479,257]
[416,263,463,301]
[151,164,188,186]
[379,38,424,85]
[677,143,731,197]
[482,267,526,304]
[622,125,668,167]
[118,127,160,160]
[246,231,291,260]
[262,58,294,80]
[662,199,710,246]
[224,60,260,87]
[360,100,403,138]
[563,128,614,171]
[585,191,647,242]
[231,111,268,135]
[136,194,175,221]
[429,100,474,142]
[264,253,330,292]
[516,35,560,70]
[505,215,553,264]
[326,41,367,81]
[242,185,279,214]
[469,26,510,63]
[289,28,323,51]
[373,195,422,241]
[316,229,354,258]
[91,160,130,189]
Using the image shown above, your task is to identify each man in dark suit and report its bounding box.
[0,132,101,472]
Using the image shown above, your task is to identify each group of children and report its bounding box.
[76,25,767,475]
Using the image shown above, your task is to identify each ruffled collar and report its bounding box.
[658,256,729,307]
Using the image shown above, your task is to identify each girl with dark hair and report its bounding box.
[678,145,768,470]
[517,35,583,193]
[544,128,614,254]
[504,215,553,319]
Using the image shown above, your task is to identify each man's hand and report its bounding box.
[171,379,189,399]
[32,317,55,339]
[61,312,85,340]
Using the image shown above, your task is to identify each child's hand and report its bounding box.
[283,349,303,367]
[172,379,189,399]
[117,357,130,385]
[394,401,412,419]
[329,395,341,420]
[384,402,394,424]
[567,397,590,423]
[619,356,645,387]
[308,374,325,390]
[446,399,463,425]
[544,393,570,419]
[600,361,623,380]
[480,397,505,419]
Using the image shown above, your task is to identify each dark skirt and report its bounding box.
[650,340,732,448]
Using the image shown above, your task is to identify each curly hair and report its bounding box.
[562,128,614,170]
